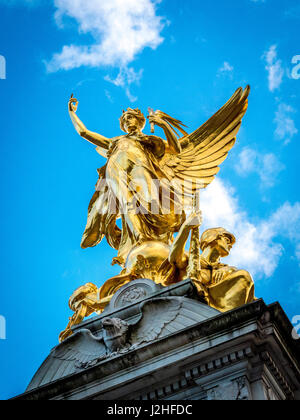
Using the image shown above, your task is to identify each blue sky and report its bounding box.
[0,0,299,399]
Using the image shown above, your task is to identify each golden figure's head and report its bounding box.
[200,228,236,257]
[120,108,146,134]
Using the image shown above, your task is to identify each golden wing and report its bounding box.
[162,86,250,194]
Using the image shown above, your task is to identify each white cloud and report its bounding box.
[45,0,165,101]
[104,90,113,103]
[219,62,234,72]
[236,147,257,173]
[104,67,143,102]
[235,147,285,188]
[274,103,298,145]
[201,179,300,279]
[296,244,300,266]
[218,62,234,78]
[47,0,165,70]
[259,153,285,187]
[285,5,300,19]
[1,0,165,101]
[263,45,284,92]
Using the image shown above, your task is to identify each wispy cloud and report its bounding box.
[235,147,285,188]
[274,103,298,145]
[217,62,234,78]
[49,0,165,70]
[202,179,300,279]
[263,45,284,92]
[45,0,166,101]
[104,90,114,103]
[296,244,300,267]
[285,4,300,19]
[219,62,234,72]
[104,67,143,103]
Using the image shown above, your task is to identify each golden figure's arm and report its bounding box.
[169,212,203,269]
[148,114,182,155]
[68,96,110,150]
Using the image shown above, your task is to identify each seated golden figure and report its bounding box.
[169,213,256,312]
[197,227,255,312]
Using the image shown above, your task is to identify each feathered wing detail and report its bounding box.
[130,298,182,345]
[28,330,108,385]
[53,330,107,365]
[161,86,250,194]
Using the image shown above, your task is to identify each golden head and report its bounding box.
[200,228,236,257]
[120,108,146,133]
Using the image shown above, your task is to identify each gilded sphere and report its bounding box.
[125,241,170,275]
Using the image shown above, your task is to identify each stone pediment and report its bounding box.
[26,280,219,392]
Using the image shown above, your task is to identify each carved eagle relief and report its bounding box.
[52,299,183,372]
[27,297,219,391]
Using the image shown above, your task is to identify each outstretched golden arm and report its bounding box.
[68,95,111,150]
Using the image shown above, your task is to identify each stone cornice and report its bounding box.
[12,299,299,400]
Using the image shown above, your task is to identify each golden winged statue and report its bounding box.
[69,86,250,267]
[60,86,252,341]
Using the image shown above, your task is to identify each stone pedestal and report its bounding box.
[13,280,300,400]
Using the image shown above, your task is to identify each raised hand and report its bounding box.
[69,94,79,113]
[147,113,166,129]
[185,211,203,229]
[68,95,110,149]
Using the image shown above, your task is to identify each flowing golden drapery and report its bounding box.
[81,133,185,266]
[80,87,250,267]
[59,87,254,343]
[194,258,255,312]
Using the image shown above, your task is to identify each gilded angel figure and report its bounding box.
[68,86,250,267]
